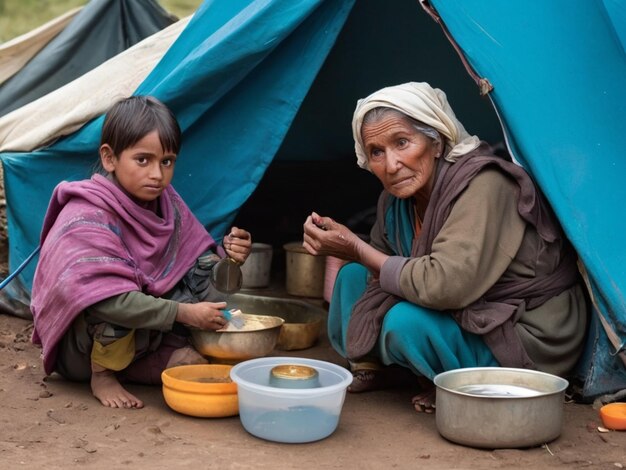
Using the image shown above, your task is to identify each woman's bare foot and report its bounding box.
[412,384,436,413]
[349,365,421,393]
[91,367,144,409]
[349,369,386,393]
[166,345,209,368]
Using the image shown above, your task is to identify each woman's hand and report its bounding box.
[176,301,228,331]
[303,211,390,276]
[224,226,252,264]
[303,212,362,261]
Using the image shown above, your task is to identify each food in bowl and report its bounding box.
[230,357,352,443]
[161,364,238,418]
[190,313,284,362]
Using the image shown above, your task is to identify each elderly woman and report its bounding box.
[303,82,588,413]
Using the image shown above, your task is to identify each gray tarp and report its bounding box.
[0,7,82,86]
[0,0,175,117]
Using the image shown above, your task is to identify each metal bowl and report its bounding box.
[229,293,325,351]
[434,367,569,449]
[190,313,284,363]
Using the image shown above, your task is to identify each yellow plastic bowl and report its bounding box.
[162,364,238,418]
[599,403,626,431]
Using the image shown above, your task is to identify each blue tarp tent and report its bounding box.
[0,0,624,400]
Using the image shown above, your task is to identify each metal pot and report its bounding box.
[434,367,568,449]
[283,242,325,298]
[241,243,273,288]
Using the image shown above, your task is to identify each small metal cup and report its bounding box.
[269,364,321,389]
[211,257,243,294]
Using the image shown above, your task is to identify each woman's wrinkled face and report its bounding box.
[363,116,441,200]
[100,130,176,202]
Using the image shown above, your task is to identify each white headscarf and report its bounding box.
[352,82,480,171]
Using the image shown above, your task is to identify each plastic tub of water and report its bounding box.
[230,357,352,443]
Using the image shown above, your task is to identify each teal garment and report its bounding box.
[385,196,414,257]
[328,263,498,379]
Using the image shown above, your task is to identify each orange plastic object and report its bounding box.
[599,403,626,431]
[161,364,238,418]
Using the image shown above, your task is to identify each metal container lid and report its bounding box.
[271,364,318,381]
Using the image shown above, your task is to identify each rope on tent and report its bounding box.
[419,0,494,96]
[0,246,40,290]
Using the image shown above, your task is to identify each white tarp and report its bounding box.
[0,16,189,152]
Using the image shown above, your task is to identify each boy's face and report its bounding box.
[100,130,176,202]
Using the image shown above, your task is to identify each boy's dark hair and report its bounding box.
[100,95,182,156]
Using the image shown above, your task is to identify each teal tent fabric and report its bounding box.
[0,0,355,299]
[429,0,626,398]
[0,0,175,117]
[2,0,625,398]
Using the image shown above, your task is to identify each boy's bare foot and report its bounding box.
[91,368,144,409]
[412,386,436,413]
[166,345,209,368]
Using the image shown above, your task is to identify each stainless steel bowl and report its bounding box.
[190,314,284,362]
[434,367,568,449]
[228,293,325,351]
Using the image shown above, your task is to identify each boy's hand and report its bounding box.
[224,226,252,264]
[176,301,228,330]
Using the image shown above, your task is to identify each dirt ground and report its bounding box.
[0,307,625,470]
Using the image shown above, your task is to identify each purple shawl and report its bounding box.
[31,174,219,374]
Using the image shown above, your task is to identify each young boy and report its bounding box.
[31,96,251,408]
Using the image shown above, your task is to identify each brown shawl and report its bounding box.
[345,143,579,368]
